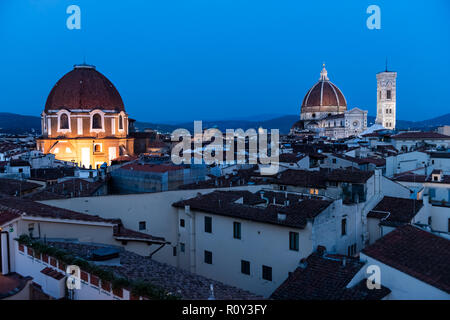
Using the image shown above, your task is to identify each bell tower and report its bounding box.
[376,63,397,130]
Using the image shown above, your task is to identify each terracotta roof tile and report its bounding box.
[271,252,389,300]
[0,197,116,224]
[0,209,21,226]
[113,225,166,243]
[173,190,332,229]
[120,163,184,173]
[40,267,65,280]
[392,131,450,140]
[48,241,261,300]
[367,196,423,226]
[0,178,41,196]
[362,225,450,293]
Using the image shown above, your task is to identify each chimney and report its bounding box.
[298,258,307,269]
[423,194,430,206]
[316,245,326,256]
[431,170,443,182]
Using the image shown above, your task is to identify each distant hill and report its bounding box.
[136,113,450,134]
[1,112,449,135]
[407,113,450,129]
[0,112,41,134]
[136,115,300,134]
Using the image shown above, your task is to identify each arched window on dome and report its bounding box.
[92,114,102,129]
[119,115,123,130]
[60,114,69,130]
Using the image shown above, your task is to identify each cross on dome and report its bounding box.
[319,63,329,81]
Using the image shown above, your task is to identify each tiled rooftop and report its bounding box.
[48,241,262,300]
[173,190,333,229]
[25,178,106,201]
[113,225,166,243]
[362,225,450,294]
[279,153,306,163]
[391,131,450,140]
[0,196,117,224]
[393,173,427,183]
[270,251,390,300]
[30,167,76,181]
[275,168,374,188]
[367,196,423,226]
[120,163,184,173]
[0,209,21,226]
[0,178,41,196]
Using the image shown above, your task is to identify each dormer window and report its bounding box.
[92,114,102,129]
[60,114,69,129]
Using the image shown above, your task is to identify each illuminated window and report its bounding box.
[66,147,72,153]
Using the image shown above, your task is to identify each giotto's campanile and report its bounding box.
[376,69,397,130]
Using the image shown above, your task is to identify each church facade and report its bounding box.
[36,64,134,169]
[291,65,368,139]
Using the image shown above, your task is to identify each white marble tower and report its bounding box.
[376,67,397,130]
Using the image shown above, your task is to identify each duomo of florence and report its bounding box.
[291,64,397,139]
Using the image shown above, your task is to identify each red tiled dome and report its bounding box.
[44,64,125,112]
[301,66,347,114]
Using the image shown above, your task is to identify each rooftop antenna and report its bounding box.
[385,57,388,72]
[208,284,215,300]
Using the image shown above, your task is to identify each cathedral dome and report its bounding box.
[301,65,347,115]
[44,64,125,113]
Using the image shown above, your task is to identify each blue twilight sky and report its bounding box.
[0,0,449,123]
